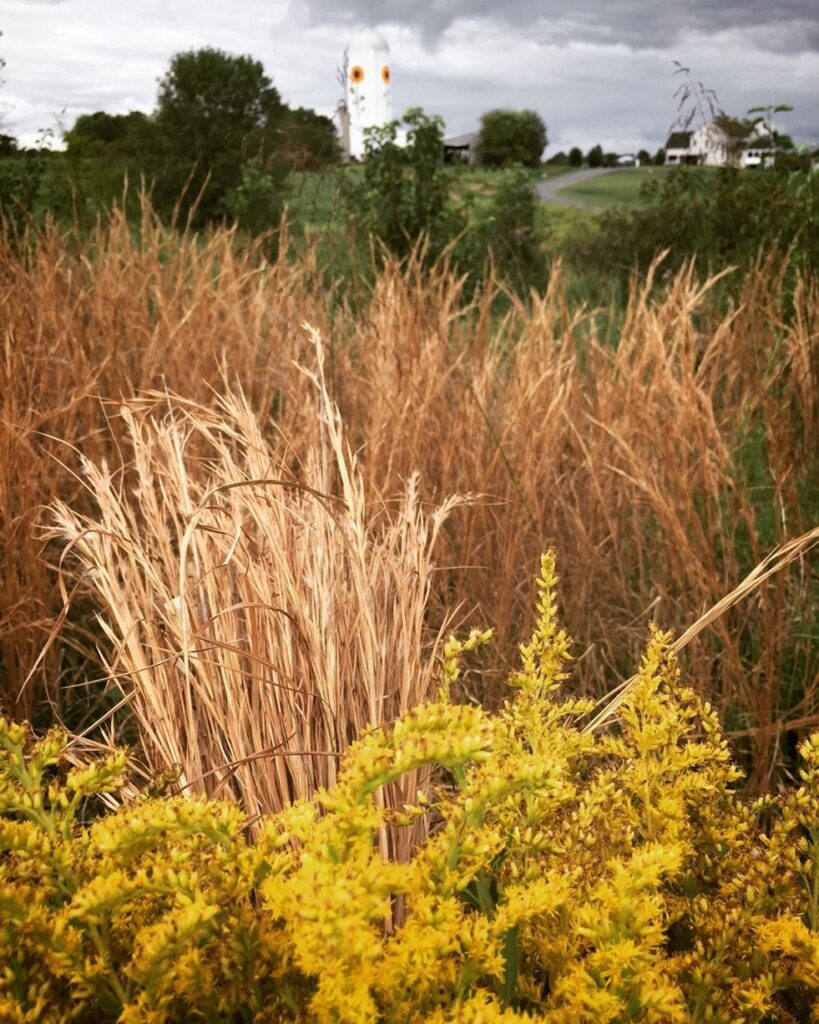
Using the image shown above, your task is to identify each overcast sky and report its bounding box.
[1,0,817,155]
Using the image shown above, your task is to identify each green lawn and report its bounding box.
[556,167,679,209]
[439,165,571,207]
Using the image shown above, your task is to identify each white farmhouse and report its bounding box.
[664,122,741,167]
[663,120,782,169]
[691,122,740,166]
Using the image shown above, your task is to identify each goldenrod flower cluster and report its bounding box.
[3,552,819,1021]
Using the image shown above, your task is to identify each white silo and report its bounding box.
[345,30,393,160]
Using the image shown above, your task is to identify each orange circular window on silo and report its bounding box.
[381,65,391,84]
[350,65,365,84]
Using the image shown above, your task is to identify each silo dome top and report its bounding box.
[349,29,389,51]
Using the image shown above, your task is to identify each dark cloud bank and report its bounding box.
[304,0,819,52]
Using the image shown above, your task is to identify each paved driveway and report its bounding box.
[536,168,621,208]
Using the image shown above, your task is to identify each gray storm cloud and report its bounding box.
[302,0,819,52]
[2,0,817,150]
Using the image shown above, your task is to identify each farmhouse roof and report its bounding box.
[665,131,692,149]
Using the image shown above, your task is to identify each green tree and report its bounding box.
[0,38,49,233]
[654,148,666,166]
[476,109,547,168]
[586,144,603,168]
[568,146,583,167]
[281,107,339,171]
[64,111,154,156]
[153,47,287,225]
[747,103,793,141]
[0,147,46,231]
[637,149,651,166]
[65,112,157,177]
[50,111,162,224]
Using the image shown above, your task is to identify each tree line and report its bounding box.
[0,47,338,231]
[547,146,667,168]
[0,42,559,239]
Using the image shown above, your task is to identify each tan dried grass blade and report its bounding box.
[585,524,819,733]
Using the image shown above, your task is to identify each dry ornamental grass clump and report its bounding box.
[47,330,468,859]
[4,555,819,1022]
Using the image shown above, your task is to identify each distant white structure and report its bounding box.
[665,124,736,167]
[344,30,393,160]
[740,137,777,169]
[664,121,776,169]
[443,132,480,165]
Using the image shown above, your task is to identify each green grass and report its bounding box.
[449,165,571,203]
[556,167,680,209]
[283,165,574,235]
[537,204,599,248]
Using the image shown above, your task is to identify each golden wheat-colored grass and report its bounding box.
[48,331,465,854]
[1,207,817,796]
[0,210,328,723]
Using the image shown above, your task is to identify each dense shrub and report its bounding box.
[571,166,819,279]
[221,158,288,245]
[5,554,819,1022]
[346,107,463,264]
[345,111,546,295]
[0,152,48,231]
[462,167,545,293]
